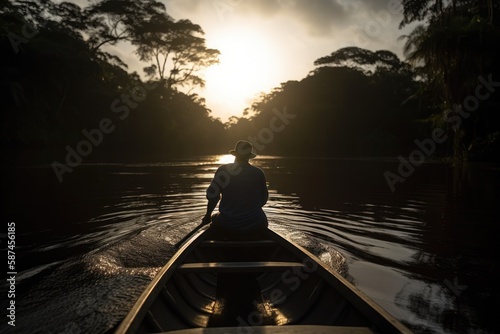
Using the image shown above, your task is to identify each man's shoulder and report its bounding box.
[217,163,263,174]
[217,163,242,175]
[247,164,265,177]
[249,164,264,171]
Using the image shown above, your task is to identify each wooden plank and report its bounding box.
[165,325,374,334]
[200,240,276,248]
[178,261,304,273]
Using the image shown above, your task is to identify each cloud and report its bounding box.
[282,0,349,35]
[165,0,350,34]
[167,0,405,38]
[214,0,350,36]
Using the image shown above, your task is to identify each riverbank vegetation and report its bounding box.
[1,0,499,164]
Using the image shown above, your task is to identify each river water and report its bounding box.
[1,155,498,334]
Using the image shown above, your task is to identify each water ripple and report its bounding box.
[6,158,497,334]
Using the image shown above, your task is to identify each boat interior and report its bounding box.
[135,230,378,334]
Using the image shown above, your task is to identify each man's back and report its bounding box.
[202,140,269,236]
[217,162,267,220]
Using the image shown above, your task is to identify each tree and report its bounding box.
[226,47,420,157]
[399,0,447,28]
[84,0,169,51]
[400,0,496,28]
[1,0,226,162]
[86,0,219,92]
[400,1,500,160]
[313,47,411,76]
[137,19,220,91]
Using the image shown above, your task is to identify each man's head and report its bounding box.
[229,140,257,161]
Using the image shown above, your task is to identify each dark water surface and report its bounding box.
[1,156,498,334]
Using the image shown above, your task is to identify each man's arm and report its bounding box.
[202,197,219,225]
[203,168,222,224]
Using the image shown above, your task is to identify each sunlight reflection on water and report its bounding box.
[216,154,235,164]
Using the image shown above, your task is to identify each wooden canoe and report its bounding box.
[115,227,412,334]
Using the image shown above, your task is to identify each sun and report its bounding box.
[202,28,280,120]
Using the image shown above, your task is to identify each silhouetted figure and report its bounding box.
[202,141,271,327]
[202,140,268,239]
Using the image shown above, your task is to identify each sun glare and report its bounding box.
[216,154,235,164]
[203,28,280,120]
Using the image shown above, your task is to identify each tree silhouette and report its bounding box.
[1,0,226,163]
[227,47,420,158]
[313,47,411,76]
[400,0,500,160]
[137,19,220,91]
[84,0,168,51]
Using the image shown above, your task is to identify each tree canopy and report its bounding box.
[1,0,224,166]
[399,0,500,160]
[226,47,422,158]
[1,0,499,166]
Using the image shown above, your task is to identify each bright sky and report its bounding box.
[109,0,417,122]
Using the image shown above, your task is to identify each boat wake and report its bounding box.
[269,224,350,279]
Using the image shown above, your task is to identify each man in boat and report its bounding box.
[202,140,269,239]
